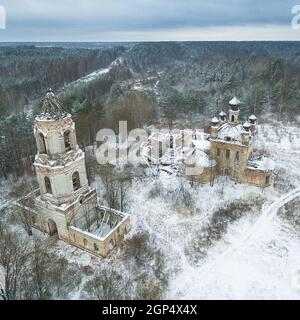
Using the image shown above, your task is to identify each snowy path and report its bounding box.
[65,56,122,87]
[168,187,300,299]
[69,68,110,85]
[215,187,300,261]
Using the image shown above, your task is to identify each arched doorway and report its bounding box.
[48,219,58,236]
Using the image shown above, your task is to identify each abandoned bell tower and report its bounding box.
[17,89,131,257]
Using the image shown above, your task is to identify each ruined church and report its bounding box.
[145,97,274,187]
[207,97,274,186]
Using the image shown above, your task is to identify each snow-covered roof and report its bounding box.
[229,96,241,106]
[185,149,215,168]
[34,148,84,169]
[215,122,250,144]
[243,121,251,129]
[149,130,183,142]
[212,116,219,124]
[247,155,275,171]
[36,89,69,121]
[192,139,211,151]
[219,111,226,117]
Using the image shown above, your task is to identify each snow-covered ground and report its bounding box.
[169,189,300,299]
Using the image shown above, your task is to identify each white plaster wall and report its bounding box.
[35,157,88,202]
[34,116,77,156]
[35,201,69,240]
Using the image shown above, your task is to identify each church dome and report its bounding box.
[229,96,241,111]
[36,88,69,121]
[211,116,220,126]
[219,111,226,120]
[229,96,241,106]
[249,114,257,124]
[243,121,251,131]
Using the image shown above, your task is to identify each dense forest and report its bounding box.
[0,45,126,115]
[123,41,300,119]
[0,41,300,178]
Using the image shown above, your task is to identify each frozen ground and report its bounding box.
[169,189,300,299]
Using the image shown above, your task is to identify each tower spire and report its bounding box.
[38,88,68,121]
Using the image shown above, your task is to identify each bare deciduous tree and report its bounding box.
[15,207,34,236]
[135,277,162,300]
[0,223,31,300]
[100,165,132,212]
[81,202,95,232]
[84,269,126,300]
[123,231,154,265]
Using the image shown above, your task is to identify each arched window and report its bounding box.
[159,141,163,158]
[39,133,46,153]
[72,171,80,191]
[44,177,52,194]
[64,130,71,151]
[231,115,235,122]
[83,238,88,246]
[226,150,230,159]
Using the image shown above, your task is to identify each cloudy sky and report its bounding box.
[0,0,300,41]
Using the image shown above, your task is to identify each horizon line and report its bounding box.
[1,39,300,43]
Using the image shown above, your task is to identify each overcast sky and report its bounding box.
[0,0,300,41]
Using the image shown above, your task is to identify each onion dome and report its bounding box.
[219,111,226,121]
[243,121,251,131]
[229,96,241,106]
[229,96,241,111]
[37,88,68,121]
[249,114,257,124]
[211,117,220,126]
